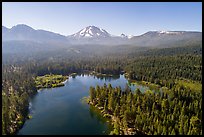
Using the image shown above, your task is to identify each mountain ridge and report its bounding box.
[2,24,202,47]
[3,24,202,38]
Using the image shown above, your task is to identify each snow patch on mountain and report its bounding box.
[157,31,184,35]
[127,35,134,39]
[120,33,134,39]
[71,26,111,38]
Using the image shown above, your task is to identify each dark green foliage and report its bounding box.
[88,83,202,135]
[125,55,202,83]
[2,66,37,135]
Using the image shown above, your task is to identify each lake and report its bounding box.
[17,74,151,135]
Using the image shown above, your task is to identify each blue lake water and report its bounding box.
[18,74,150,135]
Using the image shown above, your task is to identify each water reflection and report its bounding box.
[18,74,161,135]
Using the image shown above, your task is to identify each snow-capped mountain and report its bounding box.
[2,24,202,48]
[120,33,134,39]
[140,31,186,37]
[68,26,127,45]
[120,33,128,39]
[129,30,202,47]
[157,31,185,35]
[71,26,111,38]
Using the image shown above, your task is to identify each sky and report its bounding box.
[2,2,202,36]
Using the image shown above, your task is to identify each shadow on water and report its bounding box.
[89,105,113,135]
[18,73,163,135]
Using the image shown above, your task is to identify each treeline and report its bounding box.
[2,65,37,135]
[129,44,202,57]
[125,54,202,87]
[88,83,202,135]
[23,57,123,76]
[12,54,202,86]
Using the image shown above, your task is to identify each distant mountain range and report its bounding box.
[2,24,202,47]
[2,24,68,44]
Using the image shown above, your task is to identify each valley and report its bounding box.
[2,25,202,135]
[2,2,202,135]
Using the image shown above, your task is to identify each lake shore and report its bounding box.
[85,97,146,135]
[19,74,126,135]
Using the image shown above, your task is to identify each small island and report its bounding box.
[35,74,68,89]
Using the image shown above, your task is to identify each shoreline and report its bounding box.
[14,75,69,135]
[14,73,120,135]
[86,97,145,135]
[62,79,68,84]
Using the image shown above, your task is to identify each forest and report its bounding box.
[2,44,202,135]
[2,67,37,135]
[88,82,202,135]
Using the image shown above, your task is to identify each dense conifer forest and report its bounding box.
[2,44,202,135]
[88,82,202,135]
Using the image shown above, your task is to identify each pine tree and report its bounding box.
[157,124,162,135]
[171,128,176,135]
[104,99,108,111]
[183,120,189,135]
[162,126,167,135]
[113,120,120,135]
[122,115,128,131]
[89,86,95,102]
[179,125,183,135]
[135,88,141,95]
[108,93,114,111]
[114,104,119,117]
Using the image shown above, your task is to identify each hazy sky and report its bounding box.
[2,2,202,36]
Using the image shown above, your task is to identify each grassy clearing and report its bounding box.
[176,79,202,92]
[35,74,68,89]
